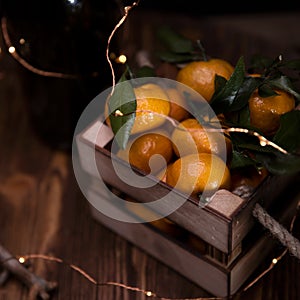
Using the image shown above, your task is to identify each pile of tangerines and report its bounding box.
[105,55,297,199]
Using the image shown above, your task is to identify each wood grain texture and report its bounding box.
[0,12,300,300]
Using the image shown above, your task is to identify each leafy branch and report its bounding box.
[108,26,300,175]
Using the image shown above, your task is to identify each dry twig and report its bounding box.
[0,243,57,300]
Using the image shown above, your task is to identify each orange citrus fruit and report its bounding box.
[165,87,190,122]
[155,163,172,183]
[248,89,295,135]
[105,82,170,135]
[176,58,234,102]
[171,118,231,160]
[166,153,231,195]
[117,131,174,175]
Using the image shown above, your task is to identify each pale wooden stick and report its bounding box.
[0,243,57,300]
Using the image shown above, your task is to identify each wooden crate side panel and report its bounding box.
[231,174,298,250]
[169,202,231,253]
[87,189,230,298]
[229,233,275,295]
[89,150,231,252]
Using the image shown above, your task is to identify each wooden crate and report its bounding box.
[75,116,299,297]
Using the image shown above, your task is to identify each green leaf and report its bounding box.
[213,75,227,93]
[230,105,251,127]
[230,124,300,175]
[280,58,300,70]
[156,26,194,54]
[108,75,136,149]
[273,110,300,152]
[229,76,261,111]
[267,76,300,100]
[230,150,257,169]
[230,137,300,175]
[258,83,279,97]
[210,56,246,114]
[256,152,300,175]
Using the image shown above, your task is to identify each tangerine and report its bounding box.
[165,87,190,122]
[176,58,234,102]
[166,153,231,195]
[248,89,295,135]
[117,131,173,175]
[171,118,231,160]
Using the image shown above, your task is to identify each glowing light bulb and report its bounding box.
[145,291,153,296]
[8,46,15,53]
[117,54,127,64]
[19,257,26,264]
[260,140,267,147]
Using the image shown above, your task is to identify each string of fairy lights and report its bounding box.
[0,1,299,299]
[5,208,297,300]
[0,16,127,79]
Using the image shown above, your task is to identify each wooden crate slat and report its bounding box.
[87,189,230,297]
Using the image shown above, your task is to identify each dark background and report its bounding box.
[1,0,299,151]
[127,0,300,15]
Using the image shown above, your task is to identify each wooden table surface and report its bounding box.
[0,10,300,300]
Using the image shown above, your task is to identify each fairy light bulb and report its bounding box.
[18,256,26,264]
[116,54,127,64]
[145,291,153,296]
[8,46,15,53]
